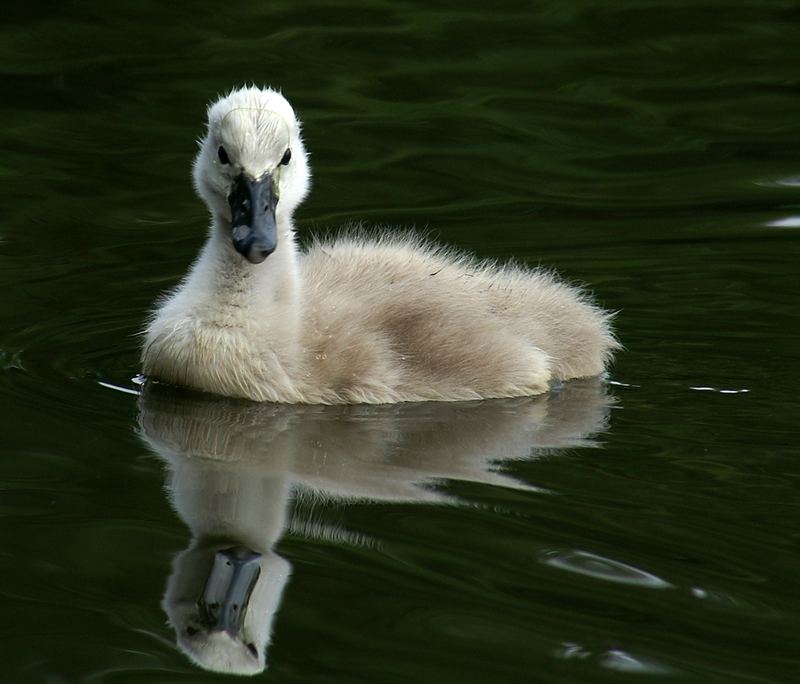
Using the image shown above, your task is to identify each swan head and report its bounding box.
[193,86,311,264]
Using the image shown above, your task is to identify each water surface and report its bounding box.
[1,2,799,682]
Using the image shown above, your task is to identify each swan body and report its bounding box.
[142,86,618,404]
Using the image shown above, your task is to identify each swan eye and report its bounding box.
[279,148,291,166]
[218,146,230,165]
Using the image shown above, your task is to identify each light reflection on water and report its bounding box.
[541,550,672,589]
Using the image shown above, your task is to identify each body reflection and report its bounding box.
[138,380,612,675]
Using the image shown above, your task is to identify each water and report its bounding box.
[1,1,799,681]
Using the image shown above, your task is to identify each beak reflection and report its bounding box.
[198,546,262,637]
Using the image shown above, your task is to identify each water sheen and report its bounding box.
[1,2,799,682]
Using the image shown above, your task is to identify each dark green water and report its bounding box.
[2,1,799,682]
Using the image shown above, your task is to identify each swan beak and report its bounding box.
[198,547,262,636]
[228,174,278,264]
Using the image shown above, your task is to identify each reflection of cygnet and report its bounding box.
[138,379,613,675]
[160,456,291,675]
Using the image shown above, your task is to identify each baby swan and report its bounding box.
[142,86,618,404]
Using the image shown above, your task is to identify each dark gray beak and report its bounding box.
[228,174,278,264]
[198,547,262,636]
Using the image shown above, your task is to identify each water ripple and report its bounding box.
[541,550,673,588]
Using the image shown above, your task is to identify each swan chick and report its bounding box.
[142,86,618,404]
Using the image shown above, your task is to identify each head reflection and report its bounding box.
[137,380,612,675]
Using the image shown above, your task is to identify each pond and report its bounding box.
[1,1,799,682]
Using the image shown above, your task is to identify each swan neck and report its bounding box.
[202,216,300,297]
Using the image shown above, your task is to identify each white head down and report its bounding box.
[193,86,311,263]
